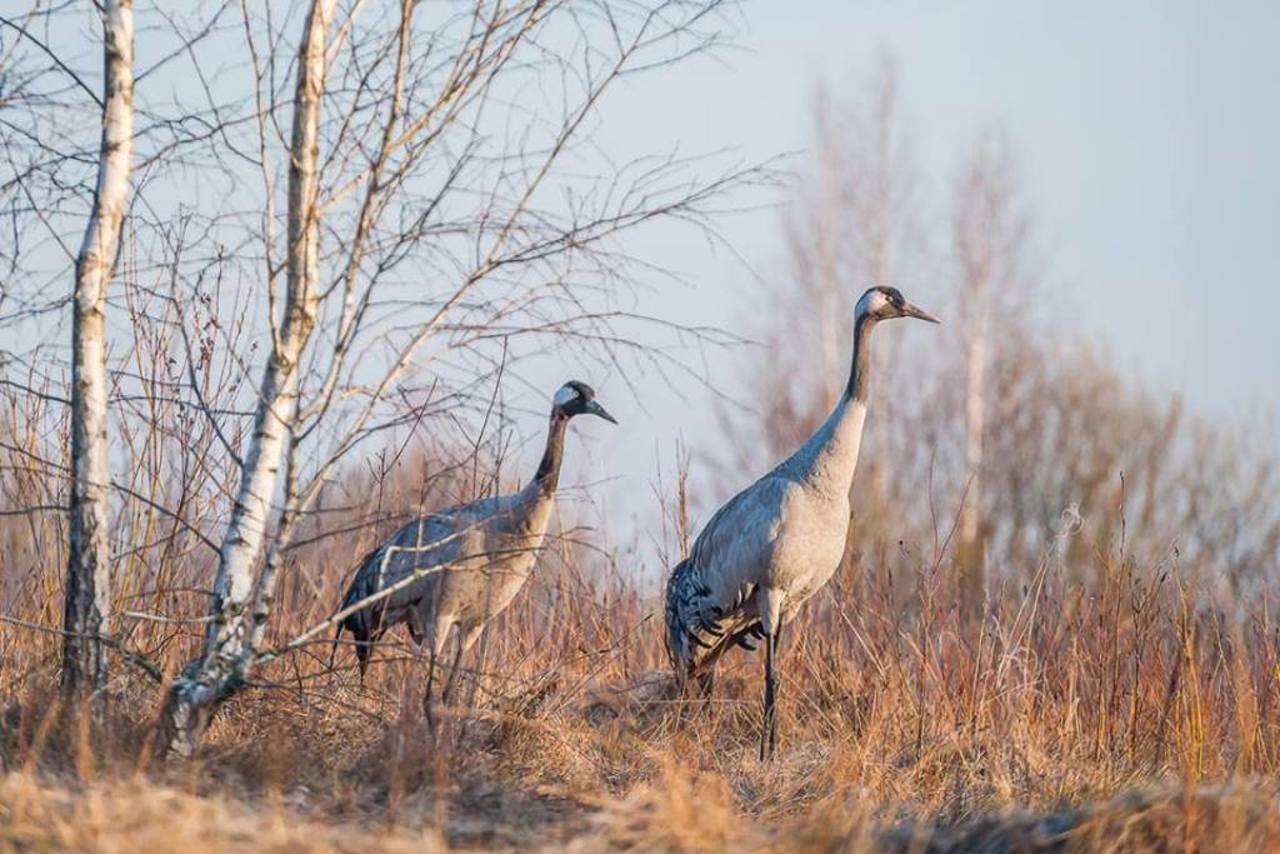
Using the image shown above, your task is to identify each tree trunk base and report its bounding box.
[156,661,243,759]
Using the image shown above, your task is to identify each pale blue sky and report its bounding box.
[611,0,1279,416]
[552,1,1280,549]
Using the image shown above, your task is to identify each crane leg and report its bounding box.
[422,619,453,733]
[760,629,778,761]
[441,628,465,710]
[694,668,715,700]
[757,587,783,761]
[423,644,439,732]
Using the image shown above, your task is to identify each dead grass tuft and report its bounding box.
[0,771,442,853]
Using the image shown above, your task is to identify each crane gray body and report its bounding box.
[665,400,866,671]
[335,381,616,681]
[664,286,939,758]
[338,482,557,671]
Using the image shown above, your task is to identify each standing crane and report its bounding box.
[664,286,939,759]
[334,380,616,715]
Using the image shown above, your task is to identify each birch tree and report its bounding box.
[62,0,133,703]
[950,135,1027,611]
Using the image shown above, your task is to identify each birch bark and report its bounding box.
[63,0,134,704]
[954,144,998,615]
[960,305,988,605]
[161,0,335,757]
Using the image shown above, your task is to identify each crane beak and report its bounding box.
[585,400,618,424]
[902,302,941,324]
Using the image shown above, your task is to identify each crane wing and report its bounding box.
[337,493,509,643]
[664,474,791,674]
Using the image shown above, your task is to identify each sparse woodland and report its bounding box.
[2,4,1280,852]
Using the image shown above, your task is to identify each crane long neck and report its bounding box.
[531,409,570,495]
[845,310,876,403]
[788,311,876,492]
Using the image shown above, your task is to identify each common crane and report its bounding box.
[664,286,939,759]
[334,380,616,713]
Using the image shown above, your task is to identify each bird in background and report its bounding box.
[664,285,939,759]
[333,380,617,717]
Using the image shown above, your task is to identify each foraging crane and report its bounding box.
[334,380,616,711]
[664,286,939,759]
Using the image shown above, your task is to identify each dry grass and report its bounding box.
[3,512,1280,852]
[0,772,443,853]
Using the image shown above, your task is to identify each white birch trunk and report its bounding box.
[954,139,1002,612]
[161,0,335,757]
[961,314,987,550]
[954,136,1022,610]
[959,279,989,612]
[63,0,134,703]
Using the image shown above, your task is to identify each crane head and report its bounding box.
[856,285,941,324]
[553,380,618,424]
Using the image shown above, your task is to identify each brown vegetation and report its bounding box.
[3,465,1280,850]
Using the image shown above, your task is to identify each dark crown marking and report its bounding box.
[563,380,594,400]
